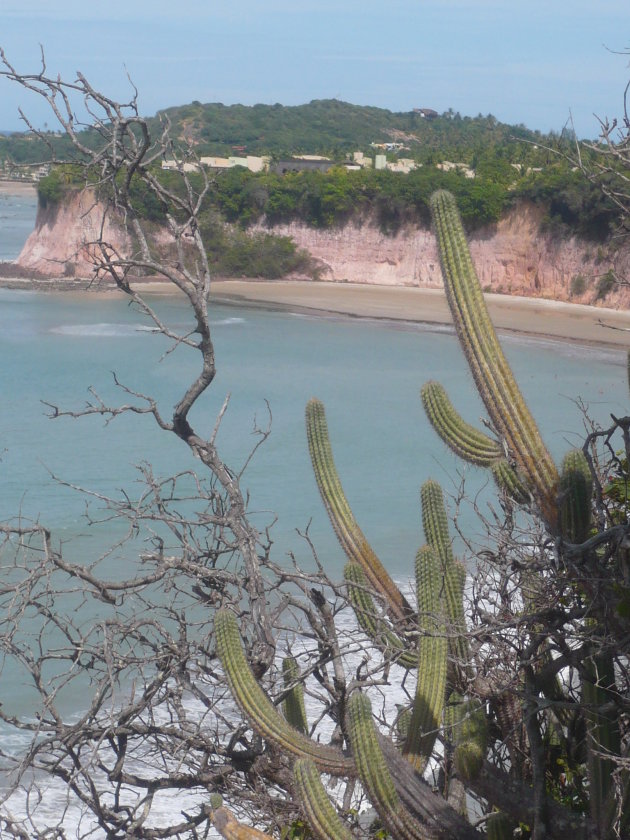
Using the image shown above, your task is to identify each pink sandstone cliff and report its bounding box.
[16,191,630,308]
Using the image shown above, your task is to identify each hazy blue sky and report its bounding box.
[1,1,628,138]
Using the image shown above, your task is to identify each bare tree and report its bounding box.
[0,51,366,838]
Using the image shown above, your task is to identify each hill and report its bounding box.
[1,98,563,169]
[153,98,553,162]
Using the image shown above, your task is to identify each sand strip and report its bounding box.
[208,280,630,350]
[2,273,629,349]
[0,180,37,195]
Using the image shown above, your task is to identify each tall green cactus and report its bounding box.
[214,609,354,776]
[583,651,621,836]
[403,545,448,770]
[558,449,593,543]
[347,692,435,840]
[421,381,503,467]
[428,190,559,527]
[293,759,355,840]
[344,562,417,668]
[282,656,309,735]
[306,396,414,625]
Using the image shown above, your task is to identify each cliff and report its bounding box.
[16,189,131,279]
[17,191,630,308]
[263,205,630,308]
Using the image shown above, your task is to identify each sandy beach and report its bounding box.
[2,273,630,349]
[0,179,37,195]
[207,280,630,350]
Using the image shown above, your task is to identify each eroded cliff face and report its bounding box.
[17,191,630,308]
[265,204,630,308]
[17,190,131,279]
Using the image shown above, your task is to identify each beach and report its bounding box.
[2,272,630,349]
[0,179,37,195]
[207,280,630,350]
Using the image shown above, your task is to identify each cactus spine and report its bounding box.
[306,397,414,624]
[215,609,354,776]
[429,190,559,526]
[293,758,355,840]
[282,656,309,735]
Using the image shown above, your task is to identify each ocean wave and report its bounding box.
[50,323,155,337]
[210,316,246,326]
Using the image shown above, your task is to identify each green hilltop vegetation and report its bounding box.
[2,99,623,278]
[1,98,571,167]
[153,98,544,160]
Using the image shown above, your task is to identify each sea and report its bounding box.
[0,185,628,833]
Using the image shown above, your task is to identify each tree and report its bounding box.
[1,51,629,840]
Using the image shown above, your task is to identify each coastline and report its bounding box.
[0,180,37,195]
[209,280,630,351]
[1,271,630,350]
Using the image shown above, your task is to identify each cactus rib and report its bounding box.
[215,609,354,776]
[429,190,559,526]
[306,397,414,624]
[293,758,355,840]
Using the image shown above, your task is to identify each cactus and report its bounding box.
[402,545,448,770]
[421,382,529,504]
[558,449,593,543]
[282,656,309,735]
[428,190,559,527]
[582,652,621,836]
[214,609,354,776]
[344,562,417,668]
[420,480,469,677]
[486,811,516,840]
[293,758,355,840]
[347,692,433,840]
[306,397,414,626]
[490,459,531,505]
[421,381,503,467]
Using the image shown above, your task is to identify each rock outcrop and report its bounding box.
[16,190,630,308]
[17,189,131,279]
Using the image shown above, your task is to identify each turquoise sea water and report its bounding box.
[0,186,38,260]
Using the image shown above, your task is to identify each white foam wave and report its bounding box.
[210,317,246,326]
[50,323,154,337]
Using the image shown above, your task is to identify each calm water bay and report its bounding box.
[1,288,627,581]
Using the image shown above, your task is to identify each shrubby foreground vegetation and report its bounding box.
[0,50,630,840]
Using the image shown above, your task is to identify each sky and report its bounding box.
[0,1,629,139]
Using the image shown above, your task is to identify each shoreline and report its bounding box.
[0,180,37,194]
[213,280,630,351]
[1,272,630,350]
